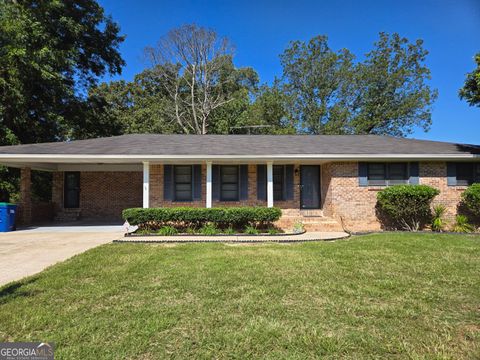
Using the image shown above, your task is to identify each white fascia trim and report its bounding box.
[0,153,478,162]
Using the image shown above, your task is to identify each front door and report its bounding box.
[64,172,80,208]
[300,165,320,209]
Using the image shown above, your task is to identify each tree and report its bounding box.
[280,36,356,134]
[231,84,297,134]
[0,0,124,201]
[144,24,256,134]
[278,33,437,137]
[0,0,125,145]
[85,60,259,137]
[459,53,480,107]
[352,33,438,137]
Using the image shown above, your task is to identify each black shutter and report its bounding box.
[257,165,267,200]
[164,165,173,200]
[358,162,368,186]
[409,162,419,185]
[285,165,294,200]
[447,162,457,186]
[240,165,249,200]
[193,165,202,200]
[212,165,220,200]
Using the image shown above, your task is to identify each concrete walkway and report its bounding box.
[0,226,123,286]
[115,231,350,243]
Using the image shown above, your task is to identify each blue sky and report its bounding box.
[99,0,480,144]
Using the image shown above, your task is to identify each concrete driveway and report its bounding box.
[0,223,124,286]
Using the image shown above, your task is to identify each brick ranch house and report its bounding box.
[0,134,478,232]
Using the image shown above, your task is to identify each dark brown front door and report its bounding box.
[64,172,80,208]
[300,165,320,209]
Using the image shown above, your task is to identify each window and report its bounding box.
[220,166,239,201]
[273,165,285,201]
[388,163,408,184]
[367,163,408,186]
[174,166,192,201]
[367,163,386,185]
[455,163,480,186]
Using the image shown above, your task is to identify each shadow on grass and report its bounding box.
[0,277,40,305]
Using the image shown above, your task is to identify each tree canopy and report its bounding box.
[0,0,125,146]
[459,53,480,107]
[279,33,437,137]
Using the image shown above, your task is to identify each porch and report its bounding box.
[15,161,343,232]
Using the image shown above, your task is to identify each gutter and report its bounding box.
[0,153,478,163]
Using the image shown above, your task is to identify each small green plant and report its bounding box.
[223,227,236,235]
[452,215,475,233]
[134,228,151,235]
[244,225,259,235]
[267,227,280,235]
[185,227,197,234]
[431,204,446,232]
[157,226,178,236]
[293,221,305,234]
[199,223,220,235]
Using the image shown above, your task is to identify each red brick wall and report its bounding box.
[419,162,467,222]
[323,161,468,232]
[52,171,142,221]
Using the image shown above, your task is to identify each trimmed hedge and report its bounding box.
[377,185,439,231]
[122,207,282,230]
[461,183,480,217]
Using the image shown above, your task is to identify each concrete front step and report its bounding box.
[54,209,81,222]
[276,210,344,232]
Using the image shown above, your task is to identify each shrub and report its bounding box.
[431,204,446,232]
[452,215,475,233]
[122,207,282,230]
[461,183,480,217]
[376,185,440,231]
[199,223,220,235]
[157,226,178,236]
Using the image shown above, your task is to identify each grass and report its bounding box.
[0,233,479,359]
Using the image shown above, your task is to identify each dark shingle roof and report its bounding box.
[0,134,478,156]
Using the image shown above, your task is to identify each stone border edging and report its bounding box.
[124,230,306,237]
[114,232,350,243]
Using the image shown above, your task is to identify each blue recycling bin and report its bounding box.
[0,203,17,232]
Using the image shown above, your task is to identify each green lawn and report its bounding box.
[0,234,479,359]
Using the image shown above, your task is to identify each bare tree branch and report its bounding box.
[144,24,234,134]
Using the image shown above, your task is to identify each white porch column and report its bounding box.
[143,161,149,208]
[206,161,212,208]
[267,161,273,208]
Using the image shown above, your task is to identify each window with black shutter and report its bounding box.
[367,163,408,186]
